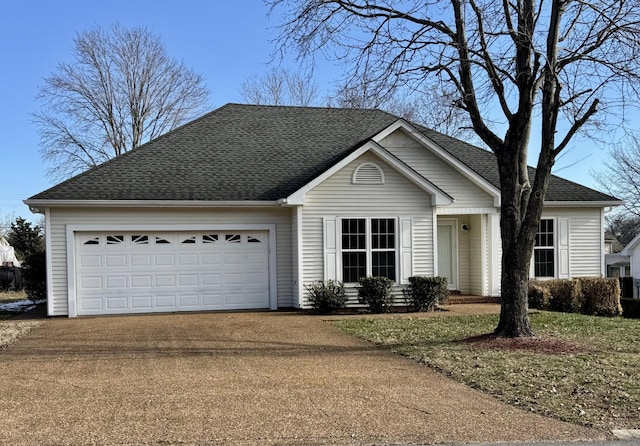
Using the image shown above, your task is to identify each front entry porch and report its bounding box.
[435,213,501,297]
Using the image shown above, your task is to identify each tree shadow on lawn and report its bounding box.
[462,333,595,355]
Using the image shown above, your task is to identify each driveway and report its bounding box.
[0,311,605,445]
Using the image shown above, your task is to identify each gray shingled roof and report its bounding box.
[28,103,618,203]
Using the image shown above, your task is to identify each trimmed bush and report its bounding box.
[543,279,583,313]
[529,277,622,317]
[305,280,347,314]
[528,282,551,309]
[358,276,394,313]
[577,277,622,316]
[621,298,640,319]
[402,276,449,312]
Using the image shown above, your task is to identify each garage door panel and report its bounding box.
[131,255,151,267]
[132,296,153,309]
[156,295,177,307]
[106,276,127,288]
[155,275,176,287]
[179,294,199,306]
[80,276,102,290]
[81,298,102,311]
[106,297,128,310]
[80,255,102,268]
[202,273,221,286]
[202,293,222,307]
[246,291,268,304]
[202,253,222,264]
[155,254,175,266]
[247,272,267,284]
[75,230,270,316]
[106,255,127,267]
[179,275,199,286]
[178,254,198,266]
[131,276,152,288]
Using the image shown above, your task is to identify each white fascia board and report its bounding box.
[372,119,502,206]
[284,140,453,206]
[24,199,280,209]
[543,200,624,207]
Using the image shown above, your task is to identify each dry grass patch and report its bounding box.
[0,290,43,348]
[334,311,640,430]
[0,319,42,350]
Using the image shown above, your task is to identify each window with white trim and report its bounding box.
[534,219,555,277]
[341,218,396,282]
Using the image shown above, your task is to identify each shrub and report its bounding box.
[528,282,551,309]
[545,279,583,313]
[358,276,394,313]
[305,280,347,314]
[23,250,47,302]
[621,298,640,319]
[577,277,622,316]
[402,276,449,312]
[529,278,623,317]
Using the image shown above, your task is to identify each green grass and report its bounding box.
[334,312,640,430]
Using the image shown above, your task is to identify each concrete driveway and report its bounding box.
[0,311,605,445]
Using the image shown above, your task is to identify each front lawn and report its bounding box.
[334,311,640,430]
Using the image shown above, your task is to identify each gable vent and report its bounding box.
[352,163,385,184]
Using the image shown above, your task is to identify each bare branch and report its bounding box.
[34,23,209,181]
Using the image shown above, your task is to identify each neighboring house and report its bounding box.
[25,104,622,317]
[621,235,640,298]
[604,232,630,279]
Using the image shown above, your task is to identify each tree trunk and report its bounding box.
[495,244,534,337]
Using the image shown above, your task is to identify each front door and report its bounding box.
[437,221,458,290]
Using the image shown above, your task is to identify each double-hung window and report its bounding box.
[534,218,555,277]
[341,218,396,282]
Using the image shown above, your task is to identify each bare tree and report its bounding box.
[269,0,640,336]
[595,133,640,217]
[35,23,209,180]
[328,81,476,140]
[239,68,319,106]
[606,212,640,247]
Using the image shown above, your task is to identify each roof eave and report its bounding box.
[24,199,281,213]
[542,200,623,207]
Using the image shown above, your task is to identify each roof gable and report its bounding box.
[284,140,453,206]
[26,103,620,207]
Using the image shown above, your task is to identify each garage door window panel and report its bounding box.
[132,235,149,244]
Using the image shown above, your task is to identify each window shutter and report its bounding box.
[323,217,338,281]
[558,217,570,278]
[399,217,413,284]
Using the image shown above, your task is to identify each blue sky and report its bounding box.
[0,0,613,223]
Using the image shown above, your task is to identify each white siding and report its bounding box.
[301,151,433,305]
[469,214,486,295]
[457,216,470,293]
[381,130,495,208]
[630,247,640,298]
[47,207,293,316]
[541,207,603,278]
[290,207,302,308]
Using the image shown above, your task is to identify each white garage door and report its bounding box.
[75,231,270,316]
